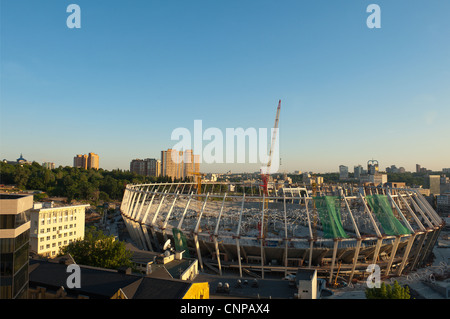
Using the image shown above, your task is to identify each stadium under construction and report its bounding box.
[120,181,445,285]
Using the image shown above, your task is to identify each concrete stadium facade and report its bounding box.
[120,182,444,284]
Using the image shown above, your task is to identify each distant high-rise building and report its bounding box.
[416,164,421,173]
[73,153,99,170]
[161,149,200,180]
[42,162,55,169]
[429,175,440,195]
[354,165,363,179]
[130,158,161,177]
[339,165,348,180]
[73,154,87,169]
[87,153,99,170]
[367,160,379,175]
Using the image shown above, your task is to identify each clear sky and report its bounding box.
[1,0,449,173]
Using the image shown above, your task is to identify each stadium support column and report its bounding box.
[343,192,361,284]
[418,228,440,268]
[283,193,289,277]
[177,192,193,229]
[235,194,246,278]
[194,193,209,272]
[396,233,416,276]
[140,188,159,251]
[135,185,152,222]
[328,239,339,285]
[213,193,228,276]
[385,236,401,276]
[305,197,314,268]
[348,240,362,284]
[359,193,383,265]
[162,191,180,242]
[410,233,428,271]
[150,190,168,251]
[260,193,266,278]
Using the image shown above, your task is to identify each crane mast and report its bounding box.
[261,99,281,196]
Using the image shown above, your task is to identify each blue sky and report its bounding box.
[1,0,449,173]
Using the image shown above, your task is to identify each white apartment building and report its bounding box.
[29,204,89,258]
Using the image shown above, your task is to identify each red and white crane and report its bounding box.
[260,99,281,196]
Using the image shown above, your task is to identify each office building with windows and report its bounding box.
[29,204,88,258]
[73,153,99,170]
[0,194,33,299]
[130,158,161,177]
[161,149,200,180]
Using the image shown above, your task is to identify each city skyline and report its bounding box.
[1,1,449,173]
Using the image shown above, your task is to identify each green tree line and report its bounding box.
[365,281,411,299]
[0,162,175,203]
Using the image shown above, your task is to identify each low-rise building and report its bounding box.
[295,269,317,299]
[29,204,89,258]
[28,257,209,299]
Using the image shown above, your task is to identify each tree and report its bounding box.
[365,281,410,299]
[60,227,133,270]
[13,167,30,189]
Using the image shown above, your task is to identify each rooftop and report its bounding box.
[29,258,195,299]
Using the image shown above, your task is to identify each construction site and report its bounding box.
[119,100,447,295]
[120,181,445,287]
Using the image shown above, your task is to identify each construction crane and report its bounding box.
[188,171,206,221]
[259,100,281,243]
[260,99,281,196]
[188,171,206,195]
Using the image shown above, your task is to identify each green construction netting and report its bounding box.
[172,228,191,258]
[365,195,411,236]
[313,196,348,239]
